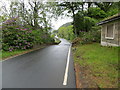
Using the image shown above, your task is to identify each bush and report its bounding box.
[72,37,82,46]
[2,17,55,51]
[72,28,101,45]
[80,30,101,44]
[2,25,34,51]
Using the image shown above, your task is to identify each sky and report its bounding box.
[51,16,73,30]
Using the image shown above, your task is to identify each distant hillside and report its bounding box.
[59,22,72,28]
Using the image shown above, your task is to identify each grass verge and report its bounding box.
[72,43,119,88]
[1,45,46,60]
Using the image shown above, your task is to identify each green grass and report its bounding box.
[1,50,28,60]
[73,43,119,88]
[1,45,46,60]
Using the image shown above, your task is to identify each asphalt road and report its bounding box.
[2,39,76,88]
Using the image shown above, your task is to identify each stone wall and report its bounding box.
[101,20,120,46]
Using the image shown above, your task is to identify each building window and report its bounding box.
[105,23,114,39]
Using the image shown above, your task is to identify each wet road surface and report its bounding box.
[2,39,76,88]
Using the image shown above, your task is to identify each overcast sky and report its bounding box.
[51,16,73,30]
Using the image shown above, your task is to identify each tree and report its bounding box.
[106,2,119,16]
[52,2,84,36]
[87,7,107,19]
[1,0,56,51]
[74,12,97,35]
[83,16,97,32]
[74,11,84,35]
[94,2,114,12]
[57,25,75,40]
[5,0,54,31]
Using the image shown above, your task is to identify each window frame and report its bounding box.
[105,23,115,39]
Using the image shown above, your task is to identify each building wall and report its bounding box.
[101,20,120,46]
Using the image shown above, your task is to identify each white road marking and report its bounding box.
[63,45,71,85]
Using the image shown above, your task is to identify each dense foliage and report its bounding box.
[57,25,75,41]
[1,1,56,51]
[2,17,54,51]
[1,1,119,51]
[2,25,33,51]
[87,7,107,19]
[56,2,119,44]
[72,29,101,45]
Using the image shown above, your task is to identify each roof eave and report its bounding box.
[97,16,120,25]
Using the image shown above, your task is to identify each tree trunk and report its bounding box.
[71,8,77,37]
[33,1,39,28]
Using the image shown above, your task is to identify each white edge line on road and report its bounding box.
[63,45,71,85]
